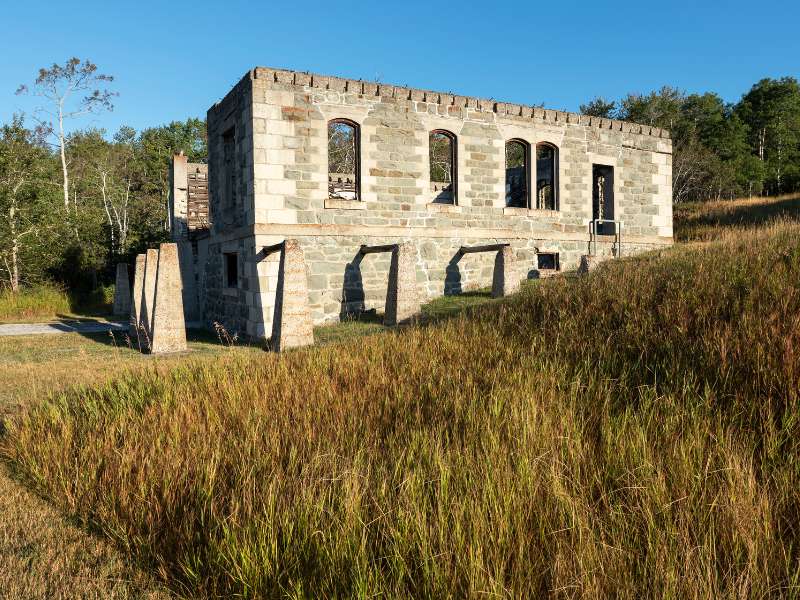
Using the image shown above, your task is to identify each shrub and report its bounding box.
[0,283,71,322]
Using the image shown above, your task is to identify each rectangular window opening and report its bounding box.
[537,252,560,272]
[224,252,238,288]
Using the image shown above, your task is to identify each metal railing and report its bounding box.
[589,219,623,258]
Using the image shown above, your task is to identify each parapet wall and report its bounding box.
[244,67,671,139]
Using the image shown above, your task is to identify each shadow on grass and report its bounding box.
[69,326,258,354]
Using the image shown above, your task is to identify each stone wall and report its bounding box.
[204,67,673,339]
[169,153,210,238]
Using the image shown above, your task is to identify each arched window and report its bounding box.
[505,139,529,208]
[536,143,558,210]
[328,119,360,200]
[429,130,457,204]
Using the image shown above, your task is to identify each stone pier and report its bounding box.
[129,254,146,336]
[270,239,314,352]
[491,246,519,298]
[150,243,187,354]
[112,263,131,316]
[140,248,159,345]
[384,242,420,326]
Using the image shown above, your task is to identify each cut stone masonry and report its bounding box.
[162,65,675,344]
[150,243,188,354]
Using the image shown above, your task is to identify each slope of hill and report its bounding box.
[2,201,800,598]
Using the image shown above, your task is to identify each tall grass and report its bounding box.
[675,193,800,241]
[0,284,71,322]
[0,282,115,323]
[2,222,800,598]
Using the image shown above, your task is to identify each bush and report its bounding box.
[0,284,71,322]
[0,282,115,322]
[2,222,800,598]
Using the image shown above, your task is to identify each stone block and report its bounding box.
[113,263,131,316]
[384,242,420,326]
[150,243,187,354]
[271,239,314,352]
[491,246,519,297]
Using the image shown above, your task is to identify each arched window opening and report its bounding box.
[328,119,360,200]
[536,143,558,210]
[505,139,529,208]
[429,130,457,204]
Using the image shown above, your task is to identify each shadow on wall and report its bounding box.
[340,252,365,319]
[444,253,463,296]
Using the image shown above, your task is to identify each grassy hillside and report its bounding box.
[2,210,800,597]
[674,192,800,241]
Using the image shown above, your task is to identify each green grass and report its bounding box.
[2,218,799,598]
[0,282,116,324]
[312,288,502,346]
[0,284,72,322]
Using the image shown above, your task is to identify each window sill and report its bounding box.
[325,198,365,210]
[503,207,560,217]
[426,202,461,213]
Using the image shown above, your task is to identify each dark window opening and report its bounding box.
[222,128,236,213]
[536,143,558,210]
[592,164,616,235]
[224,252,238,288]
[505,139,529,208]
[537,252,560,271]
[429,130,457,204]
[328,119,360,200]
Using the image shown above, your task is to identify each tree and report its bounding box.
[0,116,59,291]
[16,58,117,209]
[617,86,684,130]
[736,78,800,194]
[579,97,617,118]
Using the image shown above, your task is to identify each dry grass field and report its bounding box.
[0,195,799,598]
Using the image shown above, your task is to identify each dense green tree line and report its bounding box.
[581,77,800,202]
[0,115,206,292]
[0,59,206,292]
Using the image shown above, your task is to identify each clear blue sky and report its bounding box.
[1,0,798,137]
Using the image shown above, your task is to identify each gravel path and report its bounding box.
[0,321,129,337]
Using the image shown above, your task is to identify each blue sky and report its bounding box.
[1,0,798,137]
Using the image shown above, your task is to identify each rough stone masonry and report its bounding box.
[171,66,673,341]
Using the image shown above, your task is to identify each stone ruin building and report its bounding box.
[161,66,672,346]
